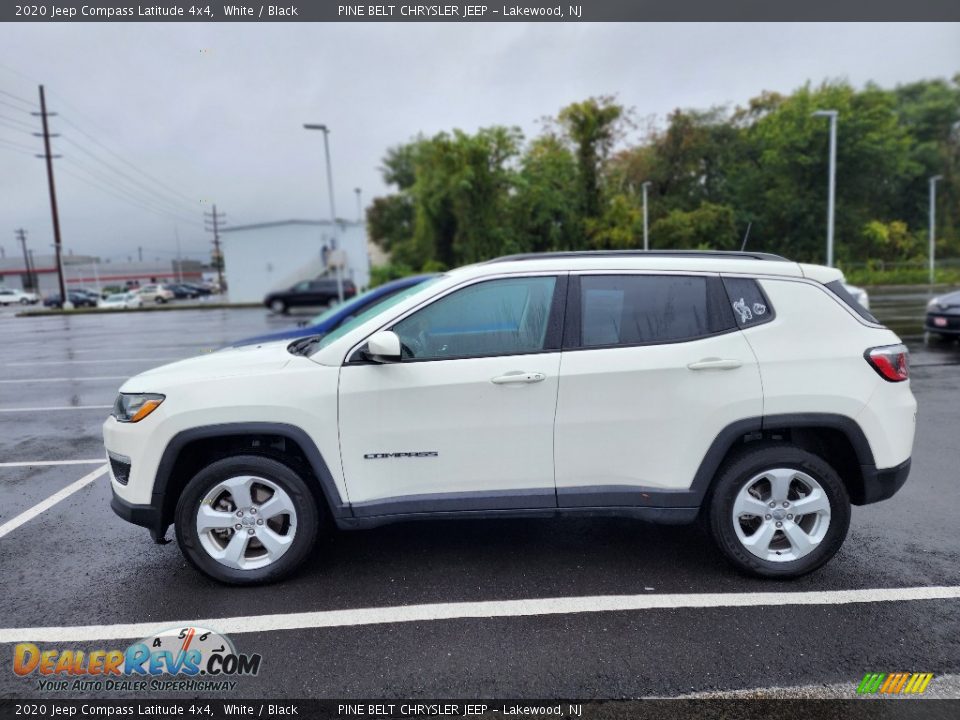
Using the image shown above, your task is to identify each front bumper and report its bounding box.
[858,458,912,505]
[925,312,960,335]
[110,487,169,543]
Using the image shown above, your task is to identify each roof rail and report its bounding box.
[485,250,788,263]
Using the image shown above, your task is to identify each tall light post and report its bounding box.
[812,110,838,267]
[303,122,344,303]
[929,174,943,285]
[354,187,362,223]
[641,181,651,251]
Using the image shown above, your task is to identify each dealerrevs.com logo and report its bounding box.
[13,626,262,693]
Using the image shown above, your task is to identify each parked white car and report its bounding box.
[104,251,916,584]
[0,288,40,305]
[136,284,175,304]
[842,283,870,310]
[98,292,143,310]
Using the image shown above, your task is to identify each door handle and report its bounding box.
[687,358,742,371]
[491,371,546,384]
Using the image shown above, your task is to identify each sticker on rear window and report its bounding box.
[732,298,753,323]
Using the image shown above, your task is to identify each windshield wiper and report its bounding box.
[287,334,324,356]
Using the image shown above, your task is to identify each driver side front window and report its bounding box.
[393,276,558,361]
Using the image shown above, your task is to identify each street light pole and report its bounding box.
[813,110,838,267]
[354,187,362,223]
[641,181,651,251]
[929,174,943,286]
[304,123,344,303]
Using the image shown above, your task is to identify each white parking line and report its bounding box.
[7,359,179,366]
[0,459,106,468]
[1,585,957,644]
[0,376,127,384]
[0,464,108,541]
[0,405,112,412]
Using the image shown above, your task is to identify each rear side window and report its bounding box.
[722,277,775,328]
[825,280,879,324]
[575,275,735,348]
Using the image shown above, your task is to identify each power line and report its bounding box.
[0,137,37,155]
[0,98,35,114]
[0,113,35,130]
[0,88,36,108]
[58,162,203,228]
[58,135,200,217]
[55,111,199,207]
[0,118,34,136]
[60,155,198,221]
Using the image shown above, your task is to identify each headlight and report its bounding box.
[112,393,165,423]
[927,297,940,310]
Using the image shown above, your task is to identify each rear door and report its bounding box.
[554,272,764,507]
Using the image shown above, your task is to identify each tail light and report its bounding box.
[865,344,909,382]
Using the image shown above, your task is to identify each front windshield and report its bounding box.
[309,276,444,355]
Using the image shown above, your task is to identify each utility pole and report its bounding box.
[641,181,651,251]
[929,175,943,286]
[303,123,344,303]
[33,85,68,306]
[15,229,33,292]
[813,110,838,267]
[175,226,183,283]
[354,187,362,223]
[137,246,143,263]
[204,204,226,293]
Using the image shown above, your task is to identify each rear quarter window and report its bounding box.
[722,277,775,328]
[825,280,879,324]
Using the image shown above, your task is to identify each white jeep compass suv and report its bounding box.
[104,251,916,584]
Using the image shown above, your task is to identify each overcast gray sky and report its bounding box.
[1,22,958,264]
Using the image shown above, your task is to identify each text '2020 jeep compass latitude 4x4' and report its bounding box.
[104,251,916,584]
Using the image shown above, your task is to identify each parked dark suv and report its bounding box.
[264,278,357,314]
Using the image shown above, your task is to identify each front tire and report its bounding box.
[270,299,287,315]
[175,455,320,585]
[707,444,850,579]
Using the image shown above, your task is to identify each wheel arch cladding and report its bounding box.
[695,413,876,507]
[154,422,349,529]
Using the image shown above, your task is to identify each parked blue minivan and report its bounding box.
[229,274,437,348]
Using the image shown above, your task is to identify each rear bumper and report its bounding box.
[110,487,169,542]
[857,458,911,505]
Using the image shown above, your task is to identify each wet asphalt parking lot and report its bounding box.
[0,294,958,700]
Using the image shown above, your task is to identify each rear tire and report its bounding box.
[175,455,320,585]
[707,444,850,579]
[270,299,287,314]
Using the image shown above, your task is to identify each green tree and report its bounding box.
[649,202,739,250]
[556,96,626,222]
[510,135,582,252]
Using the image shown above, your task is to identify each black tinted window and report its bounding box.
[825,280,879,324]
[578,275,733,347]
[722,277,775,328]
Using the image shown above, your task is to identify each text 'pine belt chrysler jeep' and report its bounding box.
[104,251,917,584]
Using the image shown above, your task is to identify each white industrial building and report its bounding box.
[219,219,372,304]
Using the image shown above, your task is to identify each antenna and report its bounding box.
[740,222,752,252]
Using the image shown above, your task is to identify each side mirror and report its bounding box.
[366,330,401,363]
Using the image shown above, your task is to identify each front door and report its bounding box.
[338,274,566,516]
